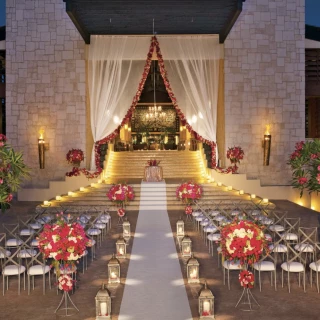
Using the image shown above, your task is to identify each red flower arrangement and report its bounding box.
[202,311,211,316]
[58,274,74,292]
[117,208,126,217]
[239,270,254,288]
[176,182,203,204]
[147,159,160,166]
[107,184,135,207]
[38,213,89,273]
[220,219,268,265]
[226,146,244,173]
[66,148,84,164]
[185,205,193,215]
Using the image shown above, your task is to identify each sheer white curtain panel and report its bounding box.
[88,35,151,169]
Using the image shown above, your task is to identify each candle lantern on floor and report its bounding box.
[187,254,200,284]
[95,283,111,319]
[181,235,192,258]
[116,237,126,259]
[176,217,185,245]
[122,218,131,241]
[199,282,215,319]
[108,254,120,285]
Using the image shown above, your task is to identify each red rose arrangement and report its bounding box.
[38,212,89,273]
[58,274,74,292]
[185,205,193,215]
[117,208,125,217]
[176,182,202,204]
[226,146,244,173]
[147,159,160,166]
[66,148,84,164]
[239,270,254,288]
[220,219,268,265]
[107,184,135,207]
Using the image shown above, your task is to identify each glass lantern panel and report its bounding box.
[189,267,198,279]
[109,266,119,279]
[183,243,191,254]
[100,301,108,316]
[117,244,125,255]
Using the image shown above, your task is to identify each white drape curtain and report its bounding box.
[88,35,151,169]
[157,35,221,144]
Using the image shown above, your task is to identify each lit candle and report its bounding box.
[55,196,62,201]
[124,229,129,234]
[98,179,102,184]
[239,190,244,195]
[68,191,73,196]
[91,183,95,187]
[311,206,315,210]
[178,227,183,234]
[228,186,232,191]
[190,268,197,279]
[263,198,268,203]
[185,246,190,253]
[251,194,256,199]
[119,248,124,255]
[100,302,107,316]
[218,182,222,187]
[203,301,210,312]
[43,200,49,206]
[80,187,85,192]
[110,271,117,279]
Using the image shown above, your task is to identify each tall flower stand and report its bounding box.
[55,291,79,317]
[235,287,260,311]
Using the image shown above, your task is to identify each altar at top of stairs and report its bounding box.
[107,150,204,180]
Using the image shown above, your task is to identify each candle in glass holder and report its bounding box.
[228,186,232,191]
[110,272,117,279]
[80,187,85,192]
[203,301,210,312]
[119,248,124,255]
[263,198,268,203]
[251,194,256,199]
[239,190,244,195]
[218,182,222,187]
[55,196,62,201]
[100,302,107,316]
[178,227,182,233]
[190,268,197,279]
[43,200,49,206]
[185,246,190,253]
[68,191,73,196]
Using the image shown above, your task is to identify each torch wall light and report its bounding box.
[263,124,271,166]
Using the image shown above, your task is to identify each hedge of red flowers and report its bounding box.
[239,270,254,288]
[107,184,135,206]
[38,213,88,272]
[288,140,320,196]
[220,219,268,265]
[176,182,203,204]
[66,148,84,164]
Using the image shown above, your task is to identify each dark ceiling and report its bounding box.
[63,0,246,44]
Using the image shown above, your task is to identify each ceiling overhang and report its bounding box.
[63,0,246,44]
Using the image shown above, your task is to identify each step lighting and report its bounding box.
[262,198,268,203]
[68,191,74,196]
[239,190,244,195]
[43,200,50,206]
[56,195,62,201]
[80,187,85,192]
[251,194,256,199]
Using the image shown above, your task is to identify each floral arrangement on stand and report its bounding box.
[288,140,320,196]
[239,270,255,289]
[58,274,74,292]
[176,182,203,215]
[38,212,89,276]
[107,184,135,217]
[66,148,84,166]
[147,159,160,166]
[0,134,30,212]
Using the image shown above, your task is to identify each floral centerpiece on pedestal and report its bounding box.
[66,148,84,166]
[288,140,320,196]
[226,146,244,173]
[107,183,135,217]
[176,182,203,215]
[147,159,160,166]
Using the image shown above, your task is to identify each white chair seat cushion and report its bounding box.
[20,229,35,236]
[309,262,320,272]
[94,223,106,229]
[253,261,275,271]
[30,239,39,247]
[281,261,304,272]
[18,249,37,258]
[192,211,201,217]
[28,265,50,275]
[79,217,89,223]
[231,210,240,216]
[294,243,314,252]
[195,216,204,222]
[207,233,221,241]
[200,220,209,226]
[284,233,298,241]
[269,244,287,252]
[6,239,23,247]
[204,226,218,233]
[28,223,42,230]
[3,265,26,275]
[261,218,273,225]
[87,229,101,235]
[269,224,285,232]
[252,210,261,216]
[213,215,225,221]
[223,260,242,270]
[210,210,220,216]
[0,250,12,258]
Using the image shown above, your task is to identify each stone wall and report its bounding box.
[6,0,86,188]
[224,0,305,185]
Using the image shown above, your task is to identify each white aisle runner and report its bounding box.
[119,181,192,320]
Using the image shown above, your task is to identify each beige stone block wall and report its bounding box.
[6,0,86,188]
[224,0,305,185]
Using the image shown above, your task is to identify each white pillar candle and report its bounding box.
[68,191,73,196]
[239,190,244,195]
[100,302,107,316]
[178,227,183,234]
[228,186,232,191]
[251,194,256,199]
[80,187,85,192]
[119,248,124,255]
[217,182,222,187]
[203,301,210,312]
[43,200,49,206]
[56,196,62,201]
[263,198,268,203]
[110,271,117,279]
[91,183,95,187]
[98,179,102,184]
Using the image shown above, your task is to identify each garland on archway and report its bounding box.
[66,36,217,178]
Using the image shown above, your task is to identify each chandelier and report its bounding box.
[146,60,166,121]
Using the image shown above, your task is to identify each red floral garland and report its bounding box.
[67,36,217,178]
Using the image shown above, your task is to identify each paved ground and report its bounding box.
[0,197,319,320]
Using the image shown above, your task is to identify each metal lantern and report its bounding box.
[122,218,131,241]
[116,237,126,259]
[181,235,192,258]
[95,283,111,319]
[108,254,120,285]
[176,217,185,245]
[199,282,215,319]
[187,254,200,284]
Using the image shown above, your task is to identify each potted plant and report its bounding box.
[66,148,84,167]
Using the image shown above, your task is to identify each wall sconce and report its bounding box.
[38,129,45,169]
[263,124,271,166]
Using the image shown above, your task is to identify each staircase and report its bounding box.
[106,150,204,180]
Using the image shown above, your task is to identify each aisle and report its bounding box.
[119,181,192,320]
